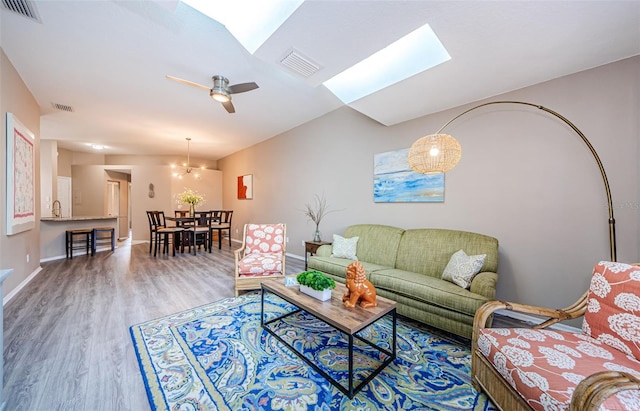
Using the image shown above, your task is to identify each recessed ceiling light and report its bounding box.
[90,144,105,150]
[323,24,451,104]
[183,0,303,54]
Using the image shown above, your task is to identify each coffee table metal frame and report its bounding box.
[261,280,397,399]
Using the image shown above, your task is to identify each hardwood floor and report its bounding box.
[3,240,524,410]
[3,240,306,411]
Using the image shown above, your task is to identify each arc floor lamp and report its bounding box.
[407,100,617,262]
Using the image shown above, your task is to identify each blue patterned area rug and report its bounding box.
[130,292,496,411]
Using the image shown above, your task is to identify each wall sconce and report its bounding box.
[408,100,616,261]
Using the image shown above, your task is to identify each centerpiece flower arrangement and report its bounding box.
[303,193,335,242]
[296,270,336,301]
[177,188,205,215]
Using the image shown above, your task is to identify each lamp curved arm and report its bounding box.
[436,100,616,262]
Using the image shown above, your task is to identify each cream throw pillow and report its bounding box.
[331,234,359,260]
[442,249,486,289]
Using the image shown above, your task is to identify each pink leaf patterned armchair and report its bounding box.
[234,223,286,296]
[472,261,640,411]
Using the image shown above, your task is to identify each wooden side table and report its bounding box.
[304,240,331,270]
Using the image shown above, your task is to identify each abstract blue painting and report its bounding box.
[374,148,444,203]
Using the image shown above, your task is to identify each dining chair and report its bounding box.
[175,210,190,218]
[174,210,191,227]
[152,211,184,257]
[146,210,158,253]
[210,210,233,250]
[185,211,213,254]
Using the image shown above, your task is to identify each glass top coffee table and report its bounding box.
[261,278,397,398]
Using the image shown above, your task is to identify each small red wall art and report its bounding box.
[237,174,253,199]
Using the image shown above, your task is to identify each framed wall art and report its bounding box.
[237,174,253,199]
[374,148,444,203]
[6,112,36,235]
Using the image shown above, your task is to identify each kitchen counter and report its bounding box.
[40,216,118,260]
[41,216,118,222]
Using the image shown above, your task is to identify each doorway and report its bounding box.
[107,180,122,239]
[57,176,72,217]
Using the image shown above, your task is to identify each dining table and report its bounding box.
[165,213,222,253]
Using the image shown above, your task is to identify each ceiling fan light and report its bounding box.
[211,91,230,103]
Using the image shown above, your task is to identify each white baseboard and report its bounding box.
[496,309,581,333]
[286,252,304,261]
[39,245,117,264]
[4,265,43,306]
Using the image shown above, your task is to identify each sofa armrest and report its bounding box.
[315,244,332,257]
[570,371,640,411]
[469,271,498,299]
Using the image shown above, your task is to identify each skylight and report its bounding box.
[323,24,451,104]
[182,0,303,54]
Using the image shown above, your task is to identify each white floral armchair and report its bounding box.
[472,261,640,410]
[234,224,286,296]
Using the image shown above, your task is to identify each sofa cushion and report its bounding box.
[394,229,498,278]
[343,224,404,267]
[237,253,284,276]
[370,268,490,315]
[331,234,359,260]
[244,224,285,254]
[478,328,640,411]
[583,261,640,360]
[442,249,486,289]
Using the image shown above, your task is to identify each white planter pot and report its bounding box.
[299,285,332,301]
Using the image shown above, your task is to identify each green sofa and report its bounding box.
[307,224,499,339]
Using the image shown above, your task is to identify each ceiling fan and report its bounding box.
[166,74,259,113]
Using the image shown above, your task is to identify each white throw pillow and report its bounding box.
[442,249,486,289]
[331,234,359,260]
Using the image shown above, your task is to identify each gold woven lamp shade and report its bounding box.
[408,133,462,174]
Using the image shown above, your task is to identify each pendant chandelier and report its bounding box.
[172,137,203,179]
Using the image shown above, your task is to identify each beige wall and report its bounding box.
[219,56,640,311]
[71,165,107,217]
[40,140,58,216]
[0,48,41,298]
[57,148,73,177]
[70,164,221,239]
[130,166,223,242]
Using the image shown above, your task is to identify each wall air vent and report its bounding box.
[280,49,320,78]
[2,0,41,22]
[51,103,74,113]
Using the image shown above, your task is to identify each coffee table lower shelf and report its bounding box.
[261,285,396,399]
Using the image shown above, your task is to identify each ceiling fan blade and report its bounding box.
[166,75,210,91]
[228,82,259,94]
[222,100,235,114]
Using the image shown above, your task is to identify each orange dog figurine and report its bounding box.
[343,261,377,308]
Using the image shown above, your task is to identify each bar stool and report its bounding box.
[92,227,115,256]
[66,229,93,259]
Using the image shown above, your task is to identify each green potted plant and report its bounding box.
[296,270,336,301]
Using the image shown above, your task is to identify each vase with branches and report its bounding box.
[303,194,335,242]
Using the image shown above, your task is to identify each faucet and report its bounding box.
[52,200,61,217]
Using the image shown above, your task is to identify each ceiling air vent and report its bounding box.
[51,102,74,113]
[2,0,41,22]
[280,49,320,78]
